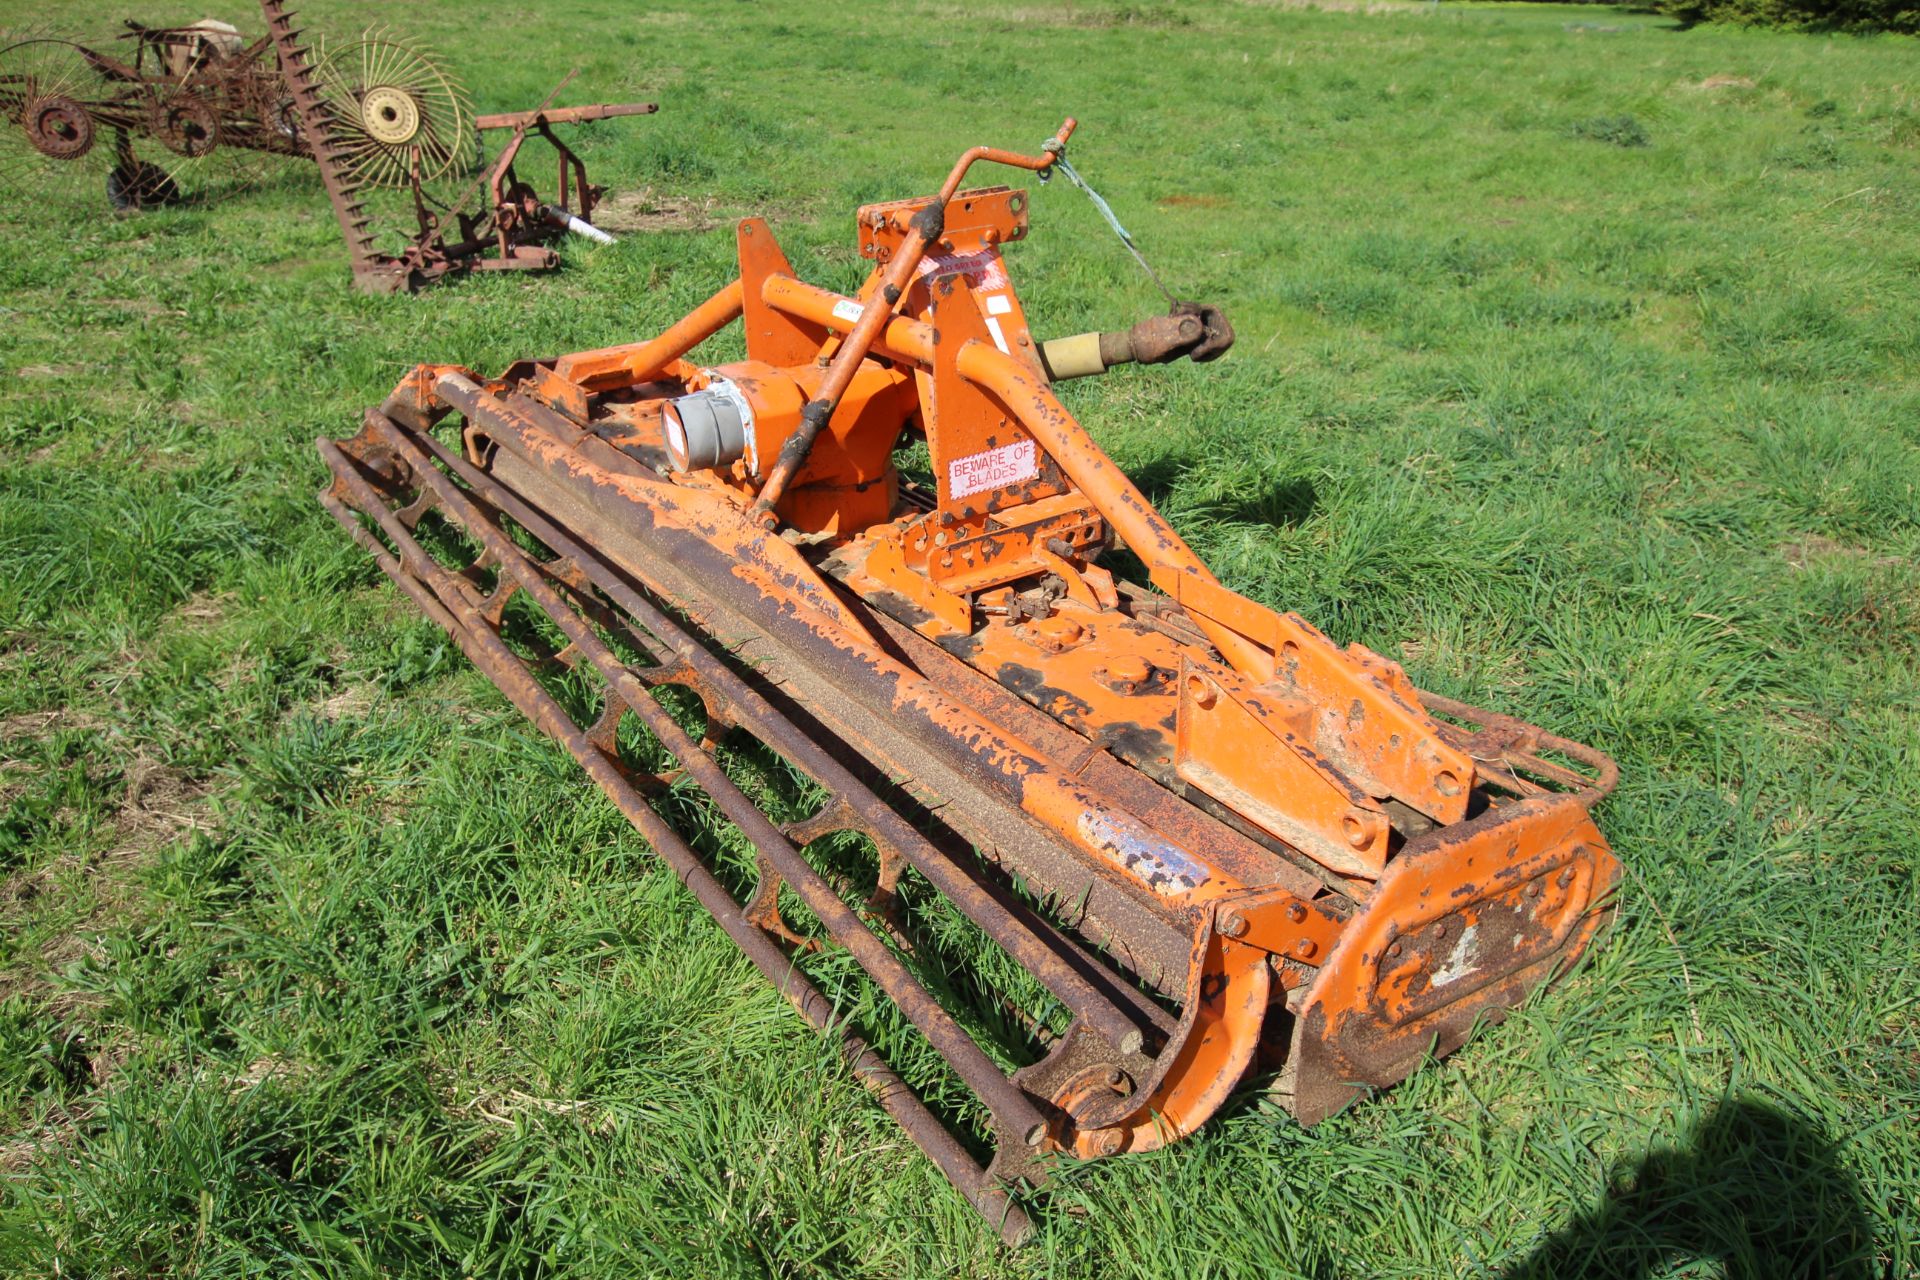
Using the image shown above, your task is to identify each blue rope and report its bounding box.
[1052,155,1179,306]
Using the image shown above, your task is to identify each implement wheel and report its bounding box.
[150,91,221,158]
[22,93,93,160]
[107,159,181,211]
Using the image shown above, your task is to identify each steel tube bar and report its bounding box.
[551,278,748,391]
[372,412,1160,1057]
[315,471,1034,1243]
[476,101,658,130]
[322,437,1054,1153]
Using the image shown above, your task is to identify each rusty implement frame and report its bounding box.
[256,6,653,293]
[319,122,1623,1239]
[0,3,654,284]
[0,17,308,210]
[316,90,658,293]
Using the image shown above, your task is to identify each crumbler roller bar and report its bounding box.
[318,119,1620,1241]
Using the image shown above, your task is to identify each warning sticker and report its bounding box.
[914,249,1010,292]
[947,439,1038,499]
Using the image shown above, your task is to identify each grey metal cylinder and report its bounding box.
[663,389,747,471]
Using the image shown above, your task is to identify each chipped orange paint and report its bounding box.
[1071,929,1271,1158]
[549,278,747,391]
[1291,794,1619,1124]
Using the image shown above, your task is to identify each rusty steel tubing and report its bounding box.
[321,437,1054,1155]
[374,412,1158,1052]
[476,101,658,131]
[430,373,1217,993]
[1420,689,1620,805]
[372,413,1158,1058]
[314,465,1033,1244]
[746,120,1077,525]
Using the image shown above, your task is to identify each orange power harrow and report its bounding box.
[319,120,1620,1241]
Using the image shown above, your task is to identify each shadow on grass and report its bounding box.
[1499,1096,1877,1279]
[1128,454,1193,508]
[1209,476,1318,528]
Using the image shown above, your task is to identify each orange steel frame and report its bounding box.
[326,120,1621,1240]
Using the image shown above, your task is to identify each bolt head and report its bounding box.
[1285,902,1308,924]
[1220,910,1248,938]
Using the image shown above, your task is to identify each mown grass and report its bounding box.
[1,0,1916,1275]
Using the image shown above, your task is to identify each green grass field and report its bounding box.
[2,0,1917,1275]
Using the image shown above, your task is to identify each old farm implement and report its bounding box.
[318,93,659,294]
[0,11,470,209]
[0,3,653,288]
[319,121,1621,1239]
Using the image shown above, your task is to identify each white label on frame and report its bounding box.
[947,439,1038,499]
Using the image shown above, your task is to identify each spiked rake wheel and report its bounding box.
[0,34,109,207]
[24,93,92,159]
[313,31,472,190]
[143,92,282,210]
[150,91,221,158]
